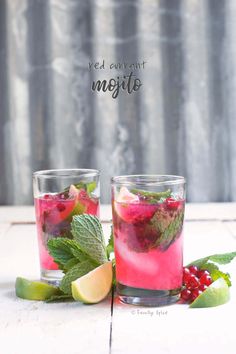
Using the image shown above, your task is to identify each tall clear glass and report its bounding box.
[111,175,186,306]
[33,169,100,284]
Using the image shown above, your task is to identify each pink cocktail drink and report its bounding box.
[33,169,100,283]
[112,175,185,306]
[35,186,99,271]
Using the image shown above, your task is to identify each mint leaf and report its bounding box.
[64,181,97,196]
[64,258,79,271]
[60,260,96,294]
[207,252,236,264]
[71,248,89,262]
[210,269,231,287]
[158,211,184,250]
[46,294,73,303]
[71,215,108,265]
[47,215,108,298]
[187,252,236,268]
[106,229,114,260]
[47,238,82,270]
[130,188,171,200]
[150,209,184,251]
[86,182,97,194]
[64,182,84,193]
[199,262,219,273]
[186,252,236,288]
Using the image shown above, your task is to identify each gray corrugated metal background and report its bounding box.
[0,0,235,204]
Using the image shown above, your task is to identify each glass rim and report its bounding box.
[111,174,186,187]
[33,168,100,179]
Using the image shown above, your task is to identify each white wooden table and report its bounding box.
[0,204,236,354]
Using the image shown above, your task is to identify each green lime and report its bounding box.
[71,262,113,304]
[190,278,230,308]
[67,201,86,220]
[15,277,61,301]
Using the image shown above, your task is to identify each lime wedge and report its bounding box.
[190,278,230,308]
[71,262,113,304]
[15,277,61,301]
[67,201,86,220]
[116,187,139,203]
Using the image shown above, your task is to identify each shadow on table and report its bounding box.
[0,281,16,300]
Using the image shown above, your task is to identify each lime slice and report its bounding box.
[71,262,113,304]
[190,278,230,308]
[15,277,61,301]
[67,201,86,220]
[117,187,139,203]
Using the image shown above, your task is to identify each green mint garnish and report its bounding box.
[211,269,231,287]
[71,214,107,265]
[86,181,97,194]
[155,210,184,251]
[187,252,236,268]
[46,294,74,303]
[147,208,184,252]
[47,215,109,298]
[106,229,114,260]
[47,238,84,271]
[187,251,236,287]
[60,260,97,295]
[130,188,171,204]
[64,181,97,196]
[104,229,116,285]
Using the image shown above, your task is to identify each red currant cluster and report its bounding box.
[181,265,212,303]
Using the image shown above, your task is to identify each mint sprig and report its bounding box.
[156,210,184,251]
[47,238,83,270]
[106,228,114,260]
[47,214,109,300]
[60,260,97,295]
[130,188,171,200]
[187,252,236,268]
[46,294,74,303]
[71,214,107,265]
[187,251,236,287]
[130,188,172,204]
[64,181,97,196]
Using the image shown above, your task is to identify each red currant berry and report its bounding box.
[180,288,192,302]
[197,269,210,278]
[188,265,199,276]
[198,284,208,292]
[166,198,180,209]
[199,274,212,286]
[190,289,203,302]
[183,267,191,285]
[186,274,200,289]
[44,194,50,199]
[56,203,66,212]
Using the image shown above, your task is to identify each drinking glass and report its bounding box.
[111,175,186,306]
[33,169,100,284]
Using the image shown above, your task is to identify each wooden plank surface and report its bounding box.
[0,224,112,354]
[224,221,236,238]
[0,223,10,240]
[185,203,236,221]
[111,220,236,354]
[0,205,236,354]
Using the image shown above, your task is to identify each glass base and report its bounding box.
[40,269,64,286]
[117,282,181,307]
